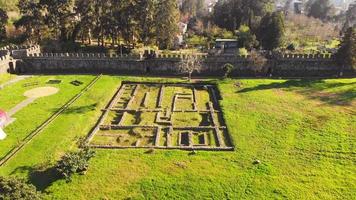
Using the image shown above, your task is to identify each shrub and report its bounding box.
[56,147,95,182]
[0,176,42,200]
[286,43,297,51]
[223,63,234,79]
[186,35,208,48]
[238,48,248,56]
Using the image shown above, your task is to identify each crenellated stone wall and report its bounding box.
[0,45,41,59]
[11,52,356,77]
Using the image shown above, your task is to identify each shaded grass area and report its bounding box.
[0,77,355,199]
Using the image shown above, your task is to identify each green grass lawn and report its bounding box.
[0,73,16,85]
[0,75,97,159]
[0,76,355,199]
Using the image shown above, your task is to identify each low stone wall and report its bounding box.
[14,53,356,77]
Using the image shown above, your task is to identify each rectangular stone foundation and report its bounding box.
[86,82,234,151]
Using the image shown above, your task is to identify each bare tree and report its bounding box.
[178,54,202,81]
[248,50,267,75]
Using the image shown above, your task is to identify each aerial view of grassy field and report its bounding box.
[0,75,354,199]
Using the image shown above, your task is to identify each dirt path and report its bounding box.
[7,98,36,117]
[0,75,32,89]
[5,87,59,126]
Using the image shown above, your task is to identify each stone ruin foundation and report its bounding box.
[86,82,234,151]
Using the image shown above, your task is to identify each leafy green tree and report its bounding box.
[306,0,333,21]
[92,0,112,46]
[0,8,8,42]
[41,0,76,42]
[56,147,95,182]
[155,0,179,49]
[15,0,46,43]
[0,176,42,200]
[336,27,356,71]
[74,0,96,44]
[213,0,273,31]
[236,25,258,50]
[137,0,157,45]
[181,0,205,17]
[258,12,285,50]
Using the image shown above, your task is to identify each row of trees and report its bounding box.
[15,0,180,49]
[212,0,285,50]
[213,0,274,31]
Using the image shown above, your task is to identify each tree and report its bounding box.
[56,147,95,182]
[0,176,42,200]
[41,0,76,42]
[0,8,8,42]
[258,12,285,50]
[178,54,202,80]
[74,0,96,44]
[306,0,333,21]
[336,27,356,71]
[284,0,293,13]
[155,0,179,49]
[342,3,356,33]
[248,50,267,75]
[137,0,157,45]
[223,63,234,79]
[213,0,273,31]
[236,25,258,50]
[181,0,206,18]
[15,0,46,43]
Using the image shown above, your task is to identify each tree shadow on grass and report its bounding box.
[10,165,62,193]
[237,79,356,106]
[52,103,98,114]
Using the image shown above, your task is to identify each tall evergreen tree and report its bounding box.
[15,0,46,43]
[306,0,332,21]
[155,0,179,49]
[41,0,76,41]
[336,27,356,70]
[136,0,157,45]
[74,0,96,44]
[0,8,8,42]
[258,12,285,50]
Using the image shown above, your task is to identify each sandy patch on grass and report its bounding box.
[24,87,59,98]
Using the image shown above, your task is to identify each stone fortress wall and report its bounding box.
[15,51,355,77]
[1,45,354,77]
[0,45,41,74]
